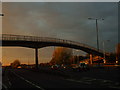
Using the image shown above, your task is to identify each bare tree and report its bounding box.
[11,60,21,68]
[50,47,72,65]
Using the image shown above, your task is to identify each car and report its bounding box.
[79,63,90,71]
[51,64,60,70]
[71,63,89,72]
[71,64,80,71]
[61,64,66,69]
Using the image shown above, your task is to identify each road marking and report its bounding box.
[2,83,8,90]
[65,78,91,84]
[0,81,8,90]
[11,71,45,90]
[80,77,97,82]
[7,77,11,87]
[66,77,120,89]
[108,86,120,89]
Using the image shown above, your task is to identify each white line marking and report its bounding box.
[7,78,11,87]
[66,77,120,89]
[65,79,91,84]
[11,71,45,90]
[0,81,8,90]
[108,86,120,89]
[2,83,8,90]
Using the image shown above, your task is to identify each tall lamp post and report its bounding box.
[76,50,79,64]
[88,18,104,60]
[102,40,110,64]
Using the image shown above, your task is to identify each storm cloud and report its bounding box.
[2,2,118,65]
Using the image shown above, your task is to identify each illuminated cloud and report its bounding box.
[2,2,118,65]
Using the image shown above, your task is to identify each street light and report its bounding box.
[76,50,79,64]
[88,18,104,61]
[102,40,110,64]
[72,49,74,64]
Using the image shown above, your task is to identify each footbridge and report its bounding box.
[1,34,107,68]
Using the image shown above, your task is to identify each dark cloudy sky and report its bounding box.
[2,2,118,65]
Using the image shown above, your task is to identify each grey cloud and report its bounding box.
[2,2,118,64]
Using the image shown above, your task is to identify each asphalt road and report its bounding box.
[2,67,120,89]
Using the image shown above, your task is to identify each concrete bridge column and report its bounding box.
[90,54,93,64]
[35,48,39,69]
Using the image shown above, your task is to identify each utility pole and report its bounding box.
[35,48,39,69]
[102,40,110,64]
[88,18,104,62]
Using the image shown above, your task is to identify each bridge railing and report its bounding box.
[1,34,104,53]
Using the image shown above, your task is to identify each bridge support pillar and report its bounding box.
[35,48,39,69]
[90,54,93,64]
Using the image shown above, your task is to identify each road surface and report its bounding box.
[2,67,120,89]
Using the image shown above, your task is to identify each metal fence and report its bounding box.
[1,34,104,53]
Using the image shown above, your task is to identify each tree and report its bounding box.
[50,47,72,65]
[106,53,116,63]
[11,60,21,68]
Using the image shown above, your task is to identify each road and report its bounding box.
[2,67,120,89]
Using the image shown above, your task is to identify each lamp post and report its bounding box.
[52,34,57,53]
[72,49,74,64]
[102,40,110,64]
[76,50,79,64]
[88,18,104,52]
[88,18,104,61]
[115,44,119,64]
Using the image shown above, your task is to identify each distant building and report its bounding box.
[79,59,89,64]
[79,56,103,64]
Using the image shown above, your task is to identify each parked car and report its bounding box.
[61,64,66,69]
[51,64,60,70]
[71,64,80,71]
[79,63,90,71]
[72,63,89,71]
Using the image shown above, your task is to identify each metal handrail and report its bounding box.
[1,34,104,53]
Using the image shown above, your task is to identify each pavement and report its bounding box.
[2,67,120,89]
